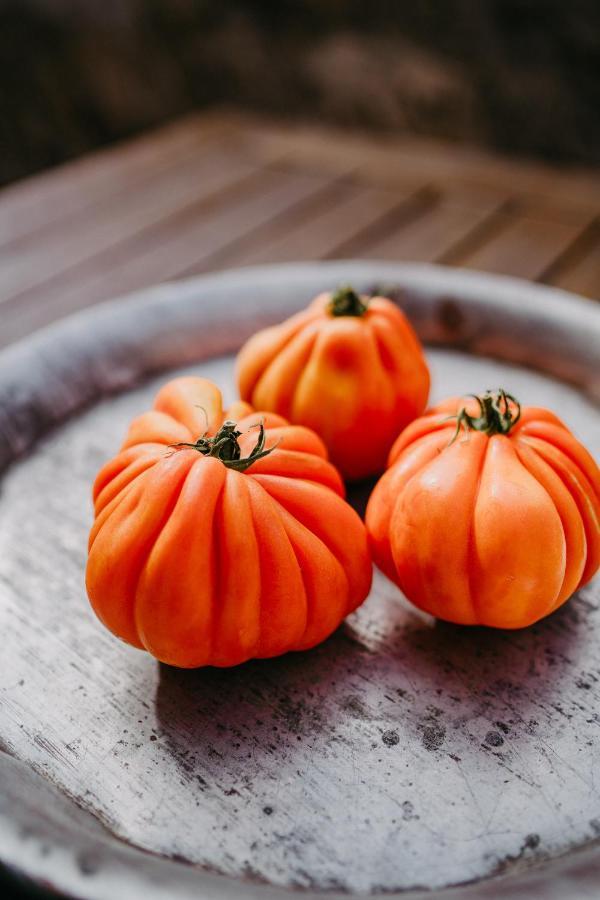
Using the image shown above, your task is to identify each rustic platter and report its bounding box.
[0,261,599,900]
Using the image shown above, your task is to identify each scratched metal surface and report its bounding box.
[0,263,599,899]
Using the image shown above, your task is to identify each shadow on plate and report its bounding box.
[153,574,589,782]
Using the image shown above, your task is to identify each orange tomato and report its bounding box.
[366,390,600,628]
[236,286,430,480]
[86,376,372,667]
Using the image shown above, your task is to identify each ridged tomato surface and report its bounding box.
[236,288,430,480]
[87,377,372,666]
[366,393,600,628]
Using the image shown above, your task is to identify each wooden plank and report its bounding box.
[0,149,263,309]
[0,111,233,248]
[1,167,347,348]
[357,188,509,263]
[449,211,597,282]
[237,114,600,213]
[548,246,600,300]
[542,222,600,300]
[1,110,598,353]
[213,182,427,267]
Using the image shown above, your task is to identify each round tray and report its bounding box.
[0,261,599,900]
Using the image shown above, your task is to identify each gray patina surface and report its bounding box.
[0,262,599,899]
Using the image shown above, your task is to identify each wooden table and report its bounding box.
[1,109,600,899]
[1,109,598,350]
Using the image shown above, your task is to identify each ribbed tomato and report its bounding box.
[366,390,600,628]
[236,286,430,480]
[86,376,372,667]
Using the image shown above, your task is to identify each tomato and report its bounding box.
[366,390,600,628]
[236,286,430,480]
[86,376,372,667]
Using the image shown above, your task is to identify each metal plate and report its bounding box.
[0,262,599,900]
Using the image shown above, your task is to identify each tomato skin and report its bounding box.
[86,377,372,667]
[236,292,430,480]
[366,395,600,628]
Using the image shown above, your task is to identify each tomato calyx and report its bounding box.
[169,420,279,472]
[449,389,521,443]
[328,285,368,317]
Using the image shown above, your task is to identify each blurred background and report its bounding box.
[0,5,599,897]
[1,0,599,185]
[0,0,598,351]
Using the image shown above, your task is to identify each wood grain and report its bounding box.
[552,247,600,300]
[0,112,232,250]
[359,188,509,263]
[216,182,425,268]
[0,165,348,348]
[453,211,597,281]
[0,148,262,310]
[542,222,600,301]
[0,110,598,354]
[236,114,600,212]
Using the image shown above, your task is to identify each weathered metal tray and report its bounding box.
[0,261,599,900]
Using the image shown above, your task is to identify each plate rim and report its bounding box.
[0,260,599,900]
